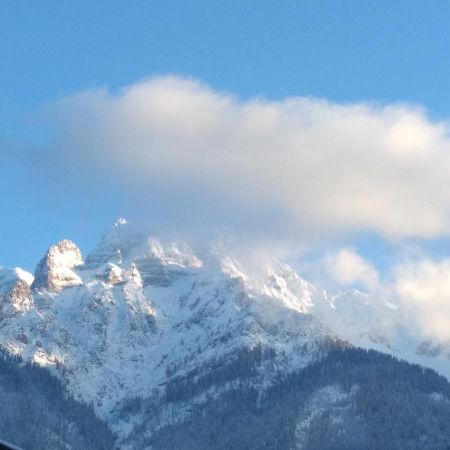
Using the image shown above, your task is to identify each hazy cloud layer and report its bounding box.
[45,75,450,243]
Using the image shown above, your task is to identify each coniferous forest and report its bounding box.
[121,347,450,450]
[0,351,116,450]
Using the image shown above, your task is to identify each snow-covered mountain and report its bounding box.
[0,220,336,443]
[1,219,450,448]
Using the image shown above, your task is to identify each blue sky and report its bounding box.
[3,1,450,270]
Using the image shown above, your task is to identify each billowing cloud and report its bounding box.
[43,75,450,242]
[325,248,379,288]
[395,258,450,343]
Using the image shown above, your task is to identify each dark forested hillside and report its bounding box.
[0,351,116,450]
[124,347,450,450]
[3,342,450,449]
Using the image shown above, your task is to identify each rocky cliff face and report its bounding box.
[31,239,83,291]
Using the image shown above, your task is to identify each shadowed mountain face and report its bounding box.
[1,220,450,448]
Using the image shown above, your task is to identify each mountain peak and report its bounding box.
[114,217,128,227]
[0,267,33,288]
[31,239,83,291]
[84,219,143,269]
[0,267,34,317]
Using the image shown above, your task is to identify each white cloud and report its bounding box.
[395,258,450,343]
[326,248,379,288]
[44,75,450,242]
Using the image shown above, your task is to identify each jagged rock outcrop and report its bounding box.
[103,263,124,285]
[31,239,83,291]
